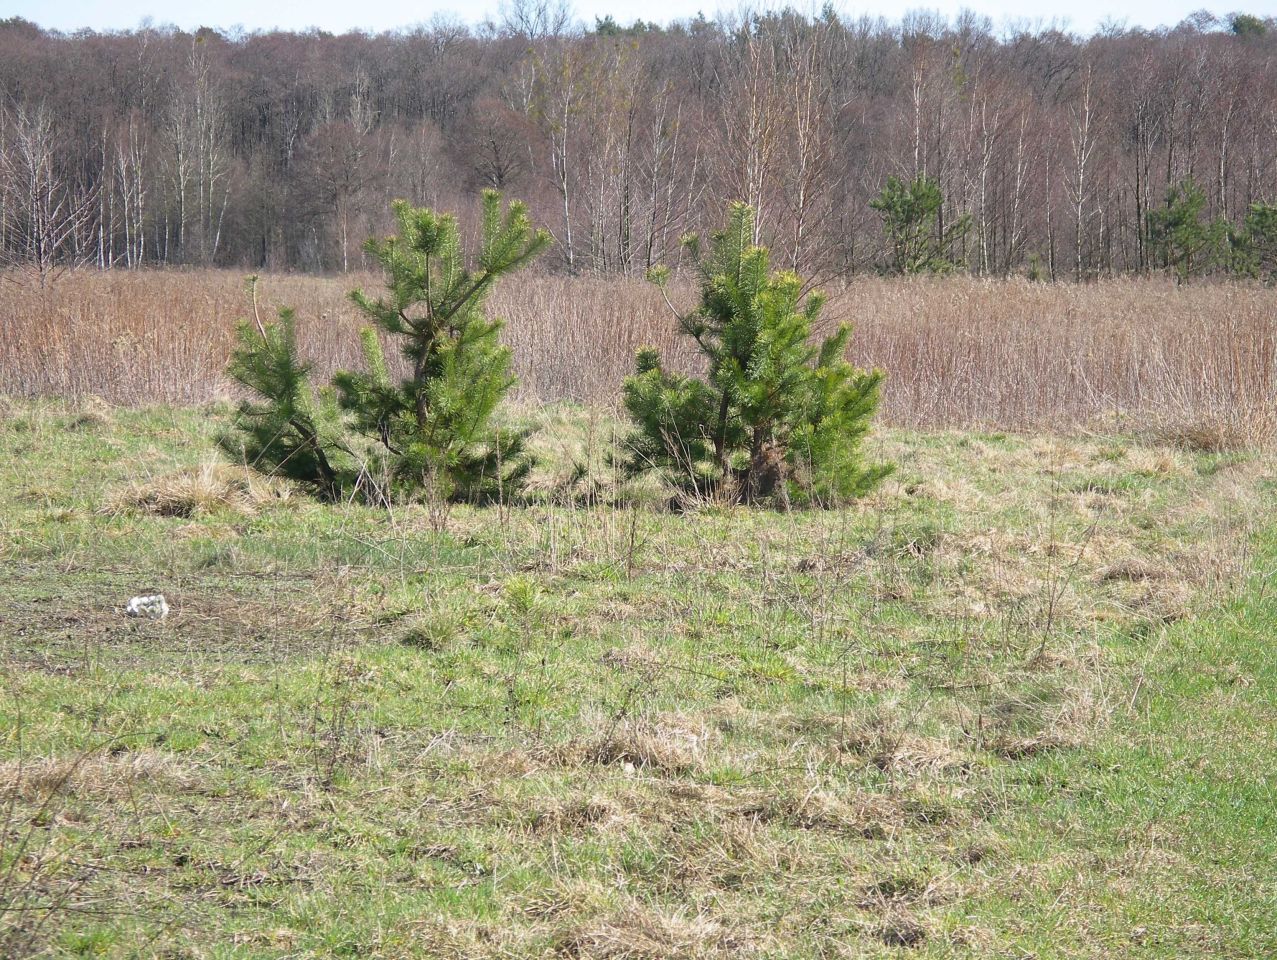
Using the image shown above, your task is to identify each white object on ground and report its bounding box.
[125,594,170,620]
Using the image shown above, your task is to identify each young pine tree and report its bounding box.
[219,305,356,501]
[1227,201,1277,281]
[338,193,549,500]
[221,191,549,503]
[623,203,890,507]
[870,174,970,275]
[1147,177,1227,283]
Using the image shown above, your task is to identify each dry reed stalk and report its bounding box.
[2,269,1273,437]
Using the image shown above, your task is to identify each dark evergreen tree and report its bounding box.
[1230,13,1268,37]
[1228,201,1277,281]
[219,306,357,501]
[623,203,890,507]
[221,191,549,503]
[1147,177,1227,283]
[870,174,971,275]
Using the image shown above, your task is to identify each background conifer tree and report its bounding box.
[623,203,890,506]
[1147,177,1227,283]
[870,174,971,275]
[1226,201,1277,281]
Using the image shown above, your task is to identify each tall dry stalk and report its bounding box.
[1,269,1273,439]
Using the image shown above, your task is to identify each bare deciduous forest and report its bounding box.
[3,7,1277,280]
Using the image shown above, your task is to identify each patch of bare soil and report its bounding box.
[0,564,369,671]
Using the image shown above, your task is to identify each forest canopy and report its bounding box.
[2,8,1276,280]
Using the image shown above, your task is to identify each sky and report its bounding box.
[5,0,1277,36]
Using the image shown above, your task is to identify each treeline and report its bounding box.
[3,7,1277,280]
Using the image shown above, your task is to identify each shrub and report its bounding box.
[220,191,548,503]
[621,203,890,507]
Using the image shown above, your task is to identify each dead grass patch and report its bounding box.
[0,749,205,802]
[529,794,634,834]
[1152,415,1261,454]
[554,901,751,959]
[1125,580,1196,623]
[568,716,713,775]
[874,913,928,948]
[859,868,949,909]
[783,712,969,775]
[849,731,968,775]
[65,395,114,431]
[8,272,1277,441]
[1124,446,1188,477]
[104,462,293,517]
[668,815,795,891]
[734,787,899,836]
[599,644,665,677]
[986,733,1072,760]
[66,410,109,432]
[984,682,1102,759]
[1097,556,1170,582]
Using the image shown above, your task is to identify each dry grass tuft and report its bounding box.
[1096,556,1170,582]
[985,682,1103,760]
[1123,446,1185,477]
[790,712,967,774]
[65,395,114,431]
[569,716,712,774]
[1151,416,1260,454]
[0,749,204,802]
[735,787,898,835]
[599,644,666,676]
[530,795,633,834]
[104,462,292,517]
[554,902,750,959]
[874,913,928,948]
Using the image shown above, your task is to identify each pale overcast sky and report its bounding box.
[5,0,1277,36]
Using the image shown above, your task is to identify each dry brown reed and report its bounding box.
[2,269,1273,436]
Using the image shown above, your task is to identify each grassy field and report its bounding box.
[1,398,1275,958]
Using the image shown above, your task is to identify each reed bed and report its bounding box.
[2,269,1273,437]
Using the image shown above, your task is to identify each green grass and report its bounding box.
[948,536,1277,957]
[1,399,1274,958]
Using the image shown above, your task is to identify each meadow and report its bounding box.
[2,271,1276,957]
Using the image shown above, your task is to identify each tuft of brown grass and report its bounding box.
[554,901,750,959]
[528,795,633,835]
[734,787,899,835]
[103,462,292,517]
[874,913,928,948]
[567,715,712,775]
[0,749,204,802]
[1096,556,1169,582]
[1151,415,1261,454]
[66,396,113,431]
[790,711,968,775]
[2,269,1274,438]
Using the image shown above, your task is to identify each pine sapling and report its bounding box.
[219,307,357,501]
[622,203,890,507]
[221,191,548,504]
